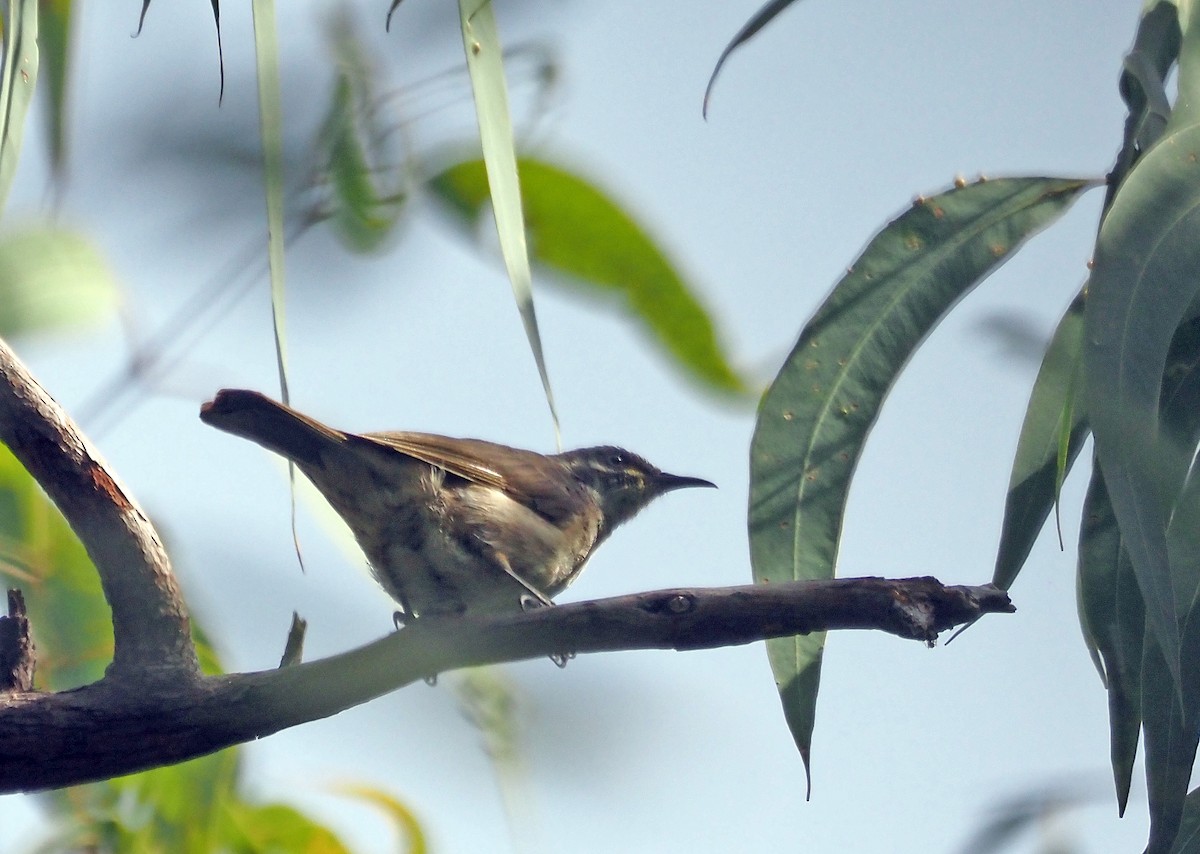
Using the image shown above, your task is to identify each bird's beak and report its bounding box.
[655,472,717,492]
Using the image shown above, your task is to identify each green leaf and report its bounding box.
[1084,7,1200,696]
[317,11,408,253]
[37,0,70,182]
[0,0,39,213]
[1170,786,1200,854]
[225,802,351,853]
[703,0,803,118]
[1076,465,1144,815]
[748,176,1090,781]
[0,227,119,336]
[336,784,428,854]
[0,442,112,689]
[430,157,747,397]
[993,291,1088,590]
[1109,0,1181,203]
[458,0,559,443]
[1143,628,1199,854]
[250,0,290,407]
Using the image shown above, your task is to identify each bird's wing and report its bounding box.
[360,431,579,521]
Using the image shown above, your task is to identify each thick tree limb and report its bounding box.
[0,338,1015,793]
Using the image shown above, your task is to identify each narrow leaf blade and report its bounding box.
[459,0,559,441]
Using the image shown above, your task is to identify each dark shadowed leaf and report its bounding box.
[1142,630,1199,853]
[703,0,803,118]
[1076,465,1144,815]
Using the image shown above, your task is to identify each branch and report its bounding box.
[0,334,1015,793]
[0,576,1012,792]
[0,339,196,679]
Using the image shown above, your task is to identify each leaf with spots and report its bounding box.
[748,176,1091,785]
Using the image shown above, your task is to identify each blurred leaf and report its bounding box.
[993,291,1088,590]
[317,10,409,253]
[1084,6,1200,697]
[955,782,1095,854]
[37,0,70,181]
[703,0,802,118]
[1076,465,1144,815]
[454,668,538,846]
[0,441,111,688]
[431,157,747,396]
[458,0,559,443]
[0,227,119,337]
[226,802,350,853]
[748,177,1090,781]
[0,0,38,213]
[337,784,428,854]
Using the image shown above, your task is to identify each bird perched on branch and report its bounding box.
[200,389,714,620]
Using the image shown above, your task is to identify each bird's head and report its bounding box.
[560,445,715,532]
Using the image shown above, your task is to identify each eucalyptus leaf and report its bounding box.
[749,176,1090,780]
[1076,465,1144,815]
[993,291,1088,590]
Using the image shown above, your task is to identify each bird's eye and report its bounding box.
[609,452,624,467]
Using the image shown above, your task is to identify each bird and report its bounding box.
[200,389,715,620]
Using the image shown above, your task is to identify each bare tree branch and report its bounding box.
[0,576,1011,792]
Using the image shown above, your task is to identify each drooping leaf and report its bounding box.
[0,0,38,213]
[703,0,803,118]
[1170,786,1200,854]
[1142,628,1199,854]
[993,290,1088,590]
[37,0,70,182]
[133,1,223,102]
[250,0,290,411]
[748,176,1091,782]
[430,157,747,397]
[0,227,118,336]
[458,0,559,443]
[1076,464,1144,815]
[1084,6,1200,697]
[337,784,428,854]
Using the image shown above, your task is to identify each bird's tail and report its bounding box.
[200,389,348,467]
